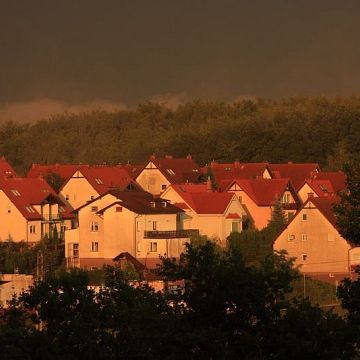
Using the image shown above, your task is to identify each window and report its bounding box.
[137,241,142,252]
[302,213,307,221]
[90,196,94,200]
[60,224,67,232]
[91,241,99,252]
[149,242,158,252]
[91,222,99,232]
[65,194,69,201]
[116,206,122,212]
[91,206,98,212]
[26,206,35,213]
[301,234,308,242]
[282,193,290,204]
[152,221,157,230]
[302,254,308,262]
[150,201,156,208]
[73,243,79,257]
[231,221,241,233]
[238,196,242,203]
[161,184,167,190]
[136,222,141,232]
[94,178,103,184]
[166,169,175,175]
[11,189,21,196]
[29,225,36,234]
[288,234,295,241]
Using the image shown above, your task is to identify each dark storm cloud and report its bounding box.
[1,0,360,120]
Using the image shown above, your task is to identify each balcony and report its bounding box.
[143,229,199,239]
[42,214,63,222]
[281,202,298,210]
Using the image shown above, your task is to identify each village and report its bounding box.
[0,154,353,304]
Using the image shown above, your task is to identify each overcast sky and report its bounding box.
[1,0,360,121]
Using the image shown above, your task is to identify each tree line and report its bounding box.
[1,97,359,174]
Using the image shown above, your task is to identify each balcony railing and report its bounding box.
[281,202,298,210]
[144,229,199,239]
[42,214,63,222]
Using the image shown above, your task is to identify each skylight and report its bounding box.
[166,169,175,175]
[26,206,35,213]
[95,178,104,184]
[11,189,21,196]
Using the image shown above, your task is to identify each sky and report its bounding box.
[1,0,360,122]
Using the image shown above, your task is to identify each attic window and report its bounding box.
[91,206,98,212]
[26,206,35,213]
[288,234,295,241]
[166,169,175,175]
[11,189,21,196]
[116,206,122,212]
[95,178,103,184]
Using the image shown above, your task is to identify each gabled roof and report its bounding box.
[140,155,201,184]
[0,157,16,178]
[27,164,88,181]
[269,162,321,189]
[226,178,294,206]
[171,183,209,193]
[0,178,74,220]
[171,186,239,214]
[208,161,272,189]
[309,171,347,193]
[78,166,139,195]
[118,163,145,179]
[308,196,339,229]
[299,179,335,197]
[79,190,183,215]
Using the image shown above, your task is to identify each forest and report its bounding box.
[0,96,359,174]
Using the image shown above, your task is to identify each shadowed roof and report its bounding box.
[0,177,74,220]
[0,157,16,178]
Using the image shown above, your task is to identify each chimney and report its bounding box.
[206,176,212,192]
[234,160,240,168]
[150,154,156,160]
[186,154,192,160]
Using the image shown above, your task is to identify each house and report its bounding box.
[59,166,141,209]
[65,191,194,269]
[161,184,246,244]
[269,162,321,190]
[135,155,201,195]
[0,178,74,243]
[225,178,301,229]
[204,161,273,191]
[297,171,347,202]
[273,196,360,281]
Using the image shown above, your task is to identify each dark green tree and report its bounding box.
[333,162,360,244]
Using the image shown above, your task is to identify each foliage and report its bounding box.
[333,162,360,244]
[0,244,357,358]
[1,97,360,175]
[43,171,65,192]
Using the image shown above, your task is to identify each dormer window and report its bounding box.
[94,178,103,185]
[11,189,21,196]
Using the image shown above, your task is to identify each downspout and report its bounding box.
[134,213,141,258]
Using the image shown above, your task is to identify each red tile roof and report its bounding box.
[269,163,321,190]
[172,188,237,214]
[309,171,347,193]
[171,183,209,193]
[208,161,272,188]
[226,178,295,206]
[0,178,73,220]
[27,164,89,181]
[79,166,139,195]
[300,179,335,197]
[144,155,201,184]
[89,190,184,215]
[308,196,340,230]
[0,157,16,178]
